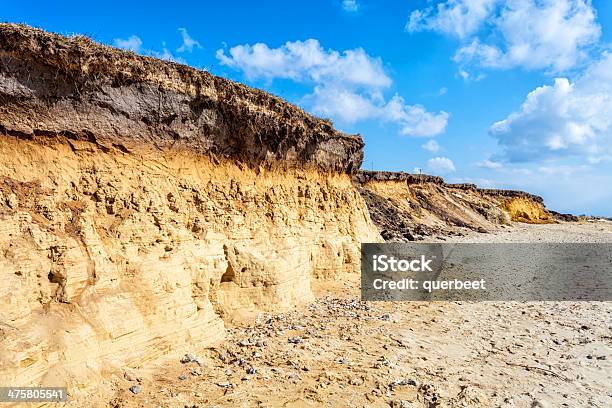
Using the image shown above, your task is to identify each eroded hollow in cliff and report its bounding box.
[220,266,236,283]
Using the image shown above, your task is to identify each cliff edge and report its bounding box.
[0,23,363,173]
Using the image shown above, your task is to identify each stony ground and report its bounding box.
[104,222,612,408]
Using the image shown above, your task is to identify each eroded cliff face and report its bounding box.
[0,24,378,393]
[0,24,556,398]
[354,171,553,241]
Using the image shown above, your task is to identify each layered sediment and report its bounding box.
[354,171,553,241]
[0,24,378,393]
[0,24,555,398]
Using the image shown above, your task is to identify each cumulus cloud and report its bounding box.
[176,28,202,53]
[409,0,601,72]
[407,0,496,38]
[309,85,379,123]
[489,52,612,163]
[382,96,449,136]
[342,0,359,12]
[427,156,456,173]
[217,39,448,136]
[217,39,390,87]
[113,35,143,52]
[422,139,441,153]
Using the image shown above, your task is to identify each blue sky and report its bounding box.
[3,0,612,215]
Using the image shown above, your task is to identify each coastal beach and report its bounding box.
[103,221,612,408]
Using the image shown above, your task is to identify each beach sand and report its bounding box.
[104,221,612,408]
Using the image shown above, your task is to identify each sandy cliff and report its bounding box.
[0,24,378,393]
[0,24,554,397]
[354,171,552,241]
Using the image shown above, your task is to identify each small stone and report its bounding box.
[288,336,303,344]
[390,379,417,389]
[178,373,188,380]
[217,381,232,388]
[129,385,141,395]
[191,369,201,376]
[180,353,197,364]
[256,340,266,347]
[246,366,257,375]
[225,368,233,376]
[381,314,390,321]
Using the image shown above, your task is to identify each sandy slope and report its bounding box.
[99,222,611,408]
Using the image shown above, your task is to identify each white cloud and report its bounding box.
[409,0,601,72]
[407,0,497,38]
[477,159,503,169]
[489,52,612,163]
[217,39,448,136]
[457,68,485,81]
[113,35,143,52]
[309,88,449,135]
[342,0,359,12]
[454,39,503,67]
[310,85,379,123]
[176,28,202,53]
[382,96,449,136]
[217,39,390,87]
[427,156,456,173]
[422,139,441,152]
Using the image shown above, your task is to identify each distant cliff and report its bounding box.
[353,170,553,241]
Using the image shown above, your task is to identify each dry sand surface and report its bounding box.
[99,222,611,408]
